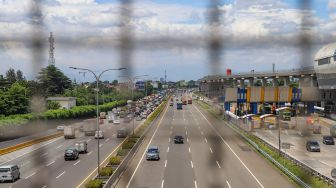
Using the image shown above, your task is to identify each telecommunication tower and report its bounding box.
[48,32,55,66]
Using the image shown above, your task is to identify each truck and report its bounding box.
[182,96,187,105]
[64,126,75,139]
[84,123,96,136]
[330,125,336,137]
[177,103,183,110]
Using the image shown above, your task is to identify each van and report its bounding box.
[75,141,88,154]
[0,165,20,182]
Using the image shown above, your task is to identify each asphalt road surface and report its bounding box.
[115,100,295,188]
[0,118,144,188]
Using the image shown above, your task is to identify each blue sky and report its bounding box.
[0,0,335,82]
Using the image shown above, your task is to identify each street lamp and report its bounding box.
[69,66,125,178]
[118,74,148,135]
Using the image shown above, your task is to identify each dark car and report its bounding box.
[306,141,320,152]
[64,148,79,161]
[323,136,335,145]
[174,135,184,144]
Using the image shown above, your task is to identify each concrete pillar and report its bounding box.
[283,77,290,86]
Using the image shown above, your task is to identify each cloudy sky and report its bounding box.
[1,0,336,82]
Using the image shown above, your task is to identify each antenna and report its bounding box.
[48,32,55,66]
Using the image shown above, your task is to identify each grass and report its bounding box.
[196,100,333,188]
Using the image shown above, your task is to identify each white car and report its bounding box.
[113,119,121,124]
[57,125,65,131]
[94,131,104,139]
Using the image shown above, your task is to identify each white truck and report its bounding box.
[64,126,75,139]
[84,123,96,136]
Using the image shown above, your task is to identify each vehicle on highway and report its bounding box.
[174,135,184,144]
[64,148,79,161]
[136,116,142,121]
[306,141,321,152]
[84,122,96,136]
[94,130,104,139]
[99,112,106,119]
[323,136,335,145]
[113,119,121,124]
[170,102,174,106]
[75,141,88,153]
[0,165,20,182]
[188,99,192,104]
[146,146,160,161]
[117,128,128,138]
[177,103,183,110]
[330,125,336,137]
[64,126,75,139]
[57,124,65,131]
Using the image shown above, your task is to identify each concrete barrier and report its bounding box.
[0,132,63,155]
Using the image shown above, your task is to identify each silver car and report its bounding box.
[146,146,160,161]
[0,165,20,182]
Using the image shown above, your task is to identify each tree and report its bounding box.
[6,68,16,84]
[112,80,118,85]
[37,65,72,96]
[6,83,29,115]
[16,70,25,82]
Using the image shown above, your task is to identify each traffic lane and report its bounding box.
[114,104,171,188]
[192,104,295,188]
[126,106,173,188]
[184,107,228,188]
[163,108,195,188]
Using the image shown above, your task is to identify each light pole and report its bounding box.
[119,75,148,135]
[69,66,125,178]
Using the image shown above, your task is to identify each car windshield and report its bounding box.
[310,142,319,146]
[0,168,10,173]
[148,148,158,153]
[65,149,74,153]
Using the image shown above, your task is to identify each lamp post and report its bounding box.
[119,75,148,135]
[69,66,125,178]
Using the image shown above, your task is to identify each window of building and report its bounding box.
[318,58,330,66]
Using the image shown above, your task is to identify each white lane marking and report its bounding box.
[194,180,198,188]
[87,151,93,155]
[209,147,213,153]
[216,161,221,169]
[46,161,55,167]
[21,161,31,167]
[41,185,47,188]
[0,137,63,166]
[190,161,194,168]
[164,160,167,168]
[105,138,110,142]
[56,144,63,149]
[161,180,164,188]
[186,131,188,135]
[285,130,289,136]
[193,105,264,188]
[99,144,103,148]
[73,160,81,166]
[126,104,169,188]
[198,126,200,129]
[40,152,48,157]
[87,139,92,143]
[189,147,191,153]
[25,172,36,179]
[226,180,232,188]
[167,147,169,153]
[204,138,208,143]
[201,131,204,136]
[56,171,66,179]
[168,138,170,142]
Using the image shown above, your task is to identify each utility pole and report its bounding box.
[48,32,55,66]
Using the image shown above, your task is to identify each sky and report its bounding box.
[1,0,336,82]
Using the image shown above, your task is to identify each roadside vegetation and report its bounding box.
[196,100,332,188]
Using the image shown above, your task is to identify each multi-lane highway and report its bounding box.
[115,95,294,188]
[0,118,144,188]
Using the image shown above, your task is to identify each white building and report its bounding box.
[46,97,77,109]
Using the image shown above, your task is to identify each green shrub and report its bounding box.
[122,142,134,150]
[85,179,103,188]
[109,156,121,165]
[128,137,138,143]
[99,167,114,176]
[117,148,128,156]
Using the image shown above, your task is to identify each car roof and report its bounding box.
[148,146,158,149]
[0,165,17,168]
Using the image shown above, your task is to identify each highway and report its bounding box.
[115,96,294,188]
[0,118,144,188]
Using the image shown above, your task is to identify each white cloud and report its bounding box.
[328,0,336,9]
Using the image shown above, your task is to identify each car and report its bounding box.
[113,119,121,124]
[117,129,128,138]
[323,136,335,145]
[94,130,104,139]
[169,102,174,106]
[174,135,184,144]
[0,165,20,182]
[56,125,65,131]
[306,141,320,152]
[75,141,88,154]
[136,116,142,121]
[64,148,79,160]
[146,146,160,160]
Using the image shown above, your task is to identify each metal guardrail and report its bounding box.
[103,99,168,188]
